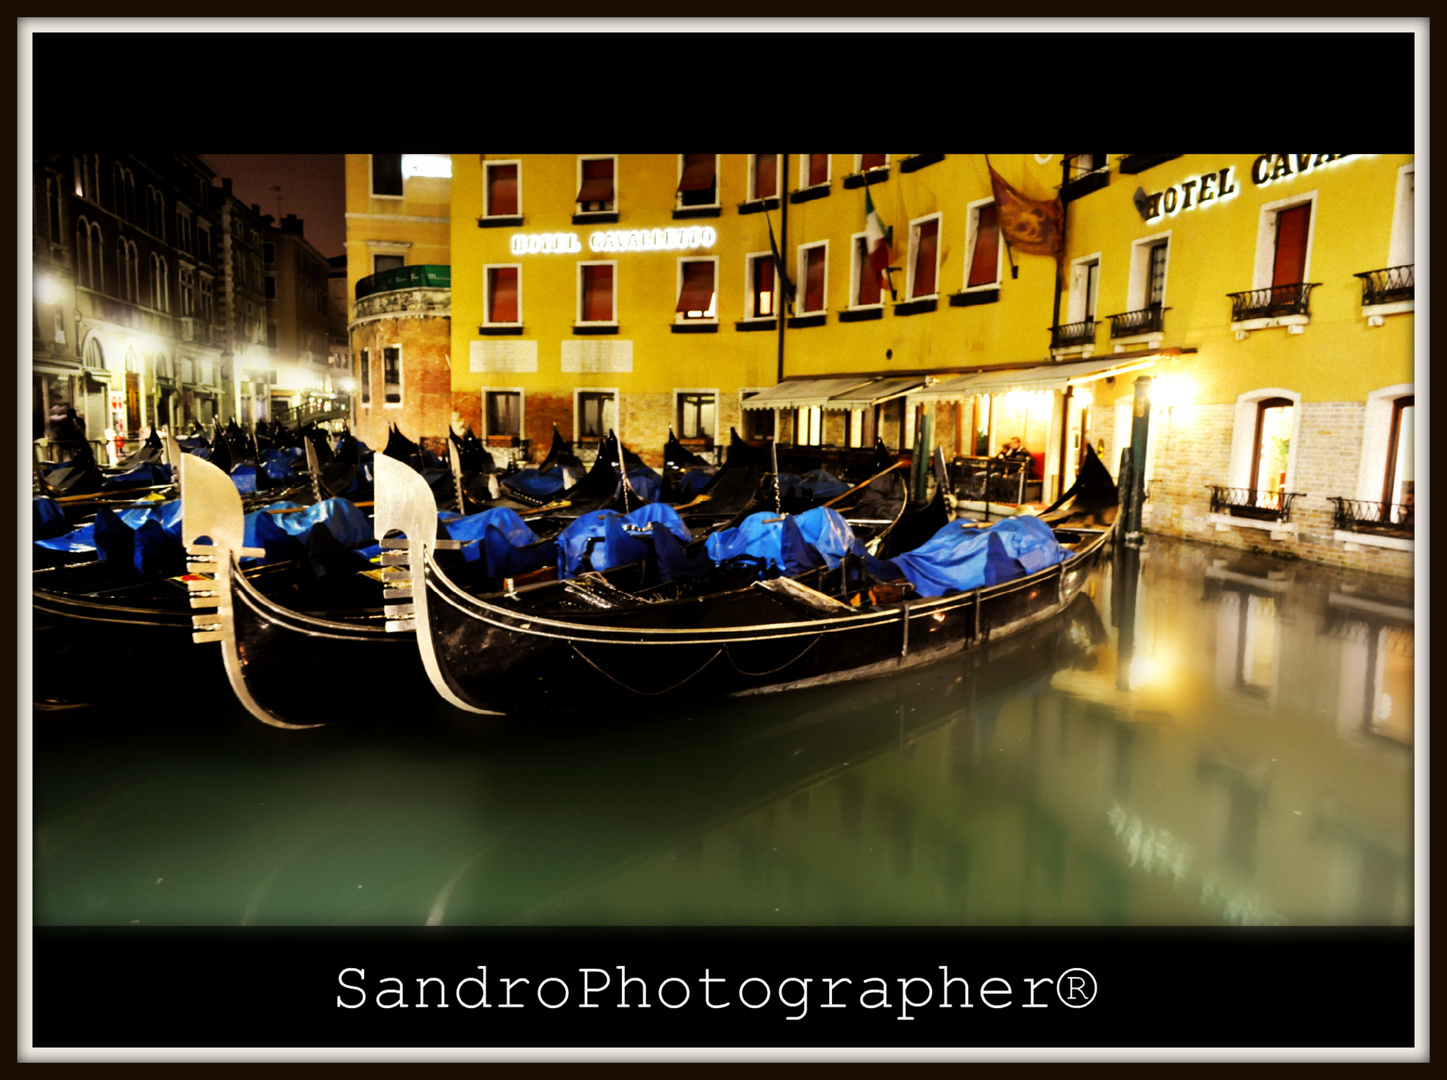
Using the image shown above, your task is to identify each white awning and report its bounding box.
[740,377,876,410]
[826,376,927,407]
[911,357,1159,402]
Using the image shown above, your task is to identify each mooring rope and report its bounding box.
[723,633,822,676]
[569,641,723,696]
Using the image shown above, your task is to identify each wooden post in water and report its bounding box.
[1124,376,1152,546]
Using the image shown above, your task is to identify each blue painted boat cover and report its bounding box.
[884,515,1067,598]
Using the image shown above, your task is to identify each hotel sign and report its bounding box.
[510,225,717,256]
[1141,154,1358,221]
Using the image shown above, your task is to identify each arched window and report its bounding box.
[75,217,92,289]
[46,178,62,244]
[1250,397,1295,498]
[150,254,170,313]
[83,335,105,370]
[118,238,141,302]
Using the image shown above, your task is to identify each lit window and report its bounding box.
[578,391,615,441]
[579,262,616,324]
[746,253,776,319]
[486,265,520,324]
[486,390,522,438]
[360,348,370,404]
[1383,396,1414,510]
[676,392,716,440]
[382,345,401,405]
[485,161,520,217]
[676,259,716,320]
[1251,397,1294,498]
[796,406,823,446]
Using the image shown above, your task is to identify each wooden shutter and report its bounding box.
[912,219,939,298]
[808,154,828,187]
[1272,204,1310,288]
[856,238,881,305]
[577,158,614,203]
[582,264,613,322]
[804,247,825,312]
[967,205,999,288]
[488,164,518,216]
[678,154,715,192]
[675,261,715,315]
[489,267,518,323]
[754,155,777,199]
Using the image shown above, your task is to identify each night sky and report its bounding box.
[202,154,346,261]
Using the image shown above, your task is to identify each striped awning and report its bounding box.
[911,357,1159,402]
[740,378,876,410]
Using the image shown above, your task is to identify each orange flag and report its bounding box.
[987,161,1064,260]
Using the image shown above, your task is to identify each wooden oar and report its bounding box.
[668,491,714,513]
[50,484,174,504]
[264,501,375,514]
[519,500,572,517]
[820,461,908,509]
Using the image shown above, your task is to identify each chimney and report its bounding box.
[283,214,303,237]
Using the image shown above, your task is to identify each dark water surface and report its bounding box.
[30,537,1415,928]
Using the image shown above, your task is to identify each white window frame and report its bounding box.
[483,387,526,440]
[1211,387,1303,537]
[1066,253,1102,325]
[574,388,620,442]
[370,154,405,200]
[1387,164,1414,268]
[796,240,829,316]
[1251,190,1318,291]
[484,158,522,219]
[576,154,617,216]
[576,260,618,327]
[748,155,781,202]
[854,153,890,175]
[1341,384,1415,552]
[673,388,720,442]
[1126,230,1171,312]
[381,343,403,408]
[799,154,831,191]
[675,154,720,211]
[906,212,942,301]
[675,255,719,323]
[483,262,522,326]
[848,230,884,311]
[962,198,1002,293]
[743,251,779,321]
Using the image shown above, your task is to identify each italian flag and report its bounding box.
[865,187,890,283]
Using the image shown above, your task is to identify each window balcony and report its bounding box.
[355,264,451,302]
[1354,265,1414,307]
[1329,497,1414,539]
[1060,154,1109,202]
[1207,485,1305,524]
[1227,282,1319,323]
[1050,318,1097,350]
[1107,305,1168,339]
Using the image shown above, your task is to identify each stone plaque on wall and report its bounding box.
[561,340,634,373]
[469,339,538,373]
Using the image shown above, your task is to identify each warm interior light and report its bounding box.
[36,274,61,305]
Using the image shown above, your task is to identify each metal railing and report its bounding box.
[1227,282,1320,322]
[1353,265,1414,306]
[1050,318,1097,349]
[1329,497,1414,537]
[1207,485,1305,523]
[355,264,451,301]
[950,456,1030,506]
[1107,305,1168,338]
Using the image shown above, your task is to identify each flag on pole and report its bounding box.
[864,187,891,290]
[987,161,1064,260]
[765,210,797,312]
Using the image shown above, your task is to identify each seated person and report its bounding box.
[995,436,1032,463]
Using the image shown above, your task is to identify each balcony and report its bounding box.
[1118,154,1181,175]
[1207,485,1305,524]
[1227,282,1320,323]
[1050,318,1097,350]
[1354,265,1413,307]
[1107,305,1168,339]
[1329,497,1413,540]
[355,264,451,302]
[1060,154,1109,202]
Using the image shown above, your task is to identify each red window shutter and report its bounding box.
[753,257,775,316]
[856,238,881,305]
[809,154,828,187]
[1272,204,1310,287]
[488,164,518,216]
[678,154,715,192]
[860,154,886,171]
[489,267,518,323]
[805,247,825,312]
[755,155,777,199]
[675,261,715,314]
[913,220,939,298]
[577,158,614,203]
[582,264,613,322]
[967,205,999,288]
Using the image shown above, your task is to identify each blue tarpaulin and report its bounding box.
[705,511,824,577]
[439,506,542,573]
[505,467,571,501]
[91,500,186,575]
[556,503,692,578]
[791,506,857,569]
[101,462,172,490]
[884,515,1067,598]
[33,497,70,540]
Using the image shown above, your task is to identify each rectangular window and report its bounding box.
[805,154,830,188]
[966,203,1000,288]
[1067,256,1100,324]
[853,235,882,307]
[677,154,717,208]
[676,259,716,320]
[676,392,716,441]
[266,323,278,350]
[1128,232,1171,311]
[747,253,776,318]
[1384,396,1414,510]
[1147,240,1169,306]
[198,227,210,264]
[1251,398,1294,497]
[485,161,520,217]
[799,243,827,314]
[859,154,887,172]
[577,156,615,213]
[796,406,823,446]
[486,390,522,438]
[1272,204,1310,288]
[1388,166,1414,268]
[578,391,616,441]
[263,243,275,264]
[264,275,277,300]
[372,154,404,197]
[486,265,520,324]
[382,345,401,405]
[579,262,616,324]
[373,253,404,276]
[909,215,940,299]
[360,348,370,404]
[740,390,775,441]
[751,155,779,200]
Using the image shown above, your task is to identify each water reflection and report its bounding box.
[31,536,1413,927]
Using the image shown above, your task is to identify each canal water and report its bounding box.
[29,536,1415,929]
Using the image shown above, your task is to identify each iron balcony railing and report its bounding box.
[1050,318,1097,349]
[1353,265,1414,306]
[1059,154,1110,201]
[355,264,451,301]
[1328,497,1414,538]
[1227,282,1320,322]
[1207,485,1305,524]
[1107,305,1168,339]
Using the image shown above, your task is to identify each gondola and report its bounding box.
[376,446,1115,716]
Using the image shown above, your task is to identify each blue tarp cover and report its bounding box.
[439,507,539,569]
[505,467,571,500]
[33,497,70,540]
[705,511,824,577]
[884,515,1067,598]
[33,521,96,553]
[556,503,692,578]
[791,506,858,569]
[102,462,172,490]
